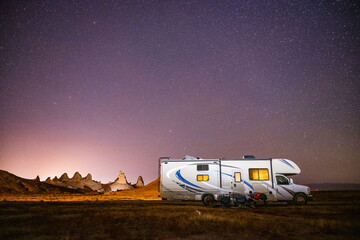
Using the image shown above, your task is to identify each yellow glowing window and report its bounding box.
[249,169,269,181]
[197,175,209,181]
[234,172,241,183]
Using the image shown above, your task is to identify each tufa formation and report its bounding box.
[44,170,144,193]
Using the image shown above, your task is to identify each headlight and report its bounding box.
[307,188,311,194]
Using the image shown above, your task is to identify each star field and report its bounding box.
[0,1,359,184]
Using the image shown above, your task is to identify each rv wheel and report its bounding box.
[202,194,214,206]
[293,193,307,206]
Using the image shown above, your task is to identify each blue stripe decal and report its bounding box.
[243,180,254,190]
[181,182,204,193]
[175,170,204,189]
[282,159,295,169]
[214,170,233,177]
[177,183,198,193]
[173,180,203,193]
[222,172,233,177]
[221,164,241,169]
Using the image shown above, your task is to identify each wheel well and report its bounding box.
[202,194,214,201]
[202,194,215,206]
[293,193,308,205]
[294,192,307,199]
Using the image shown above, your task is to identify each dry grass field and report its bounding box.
[1,191,359,240]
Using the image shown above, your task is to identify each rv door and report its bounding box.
[231,171,245,194]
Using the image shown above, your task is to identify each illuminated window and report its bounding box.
[197,175,209,181]
[234,172,241,183]
[197,165,209,171]
[249,169,269,181]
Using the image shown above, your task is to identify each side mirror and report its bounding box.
[289,178,293,184]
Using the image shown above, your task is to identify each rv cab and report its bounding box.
[275,174,312,204]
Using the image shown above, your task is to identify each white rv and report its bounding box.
[159,155,312,206]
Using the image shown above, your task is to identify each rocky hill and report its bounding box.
[0,170,91,194]
[135,177,159,192]
[118,178,159,199]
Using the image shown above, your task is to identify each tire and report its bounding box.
[293,193,307,206]
[202,194,214,206]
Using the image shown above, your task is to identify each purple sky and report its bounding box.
[0,1,359,184]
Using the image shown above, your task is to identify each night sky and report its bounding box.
[0,1,359,184]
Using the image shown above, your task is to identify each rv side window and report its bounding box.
[249,169,269,181]
[197,164,209,171]
[234,172,241,183]
[276,175,289,185]
[197,175,209,181]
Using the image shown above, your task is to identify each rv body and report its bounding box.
[160,156,312,205]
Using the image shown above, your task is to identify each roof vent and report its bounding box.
[243,155,256,159]
[183,155,200,160]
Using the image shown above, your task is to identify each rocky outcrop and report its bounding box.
[114,171,127,184]
[59,173,69,181]
[72,172,82,180]
[101,184,112,193]
[135,176,144,188]
[109,171,145,191]
[35,175,40,183]
[44,172,102,191]
[110,171,133,191]
[85,173,92,181]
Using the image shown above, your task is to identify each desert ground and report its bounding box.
[1,190,360,240]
